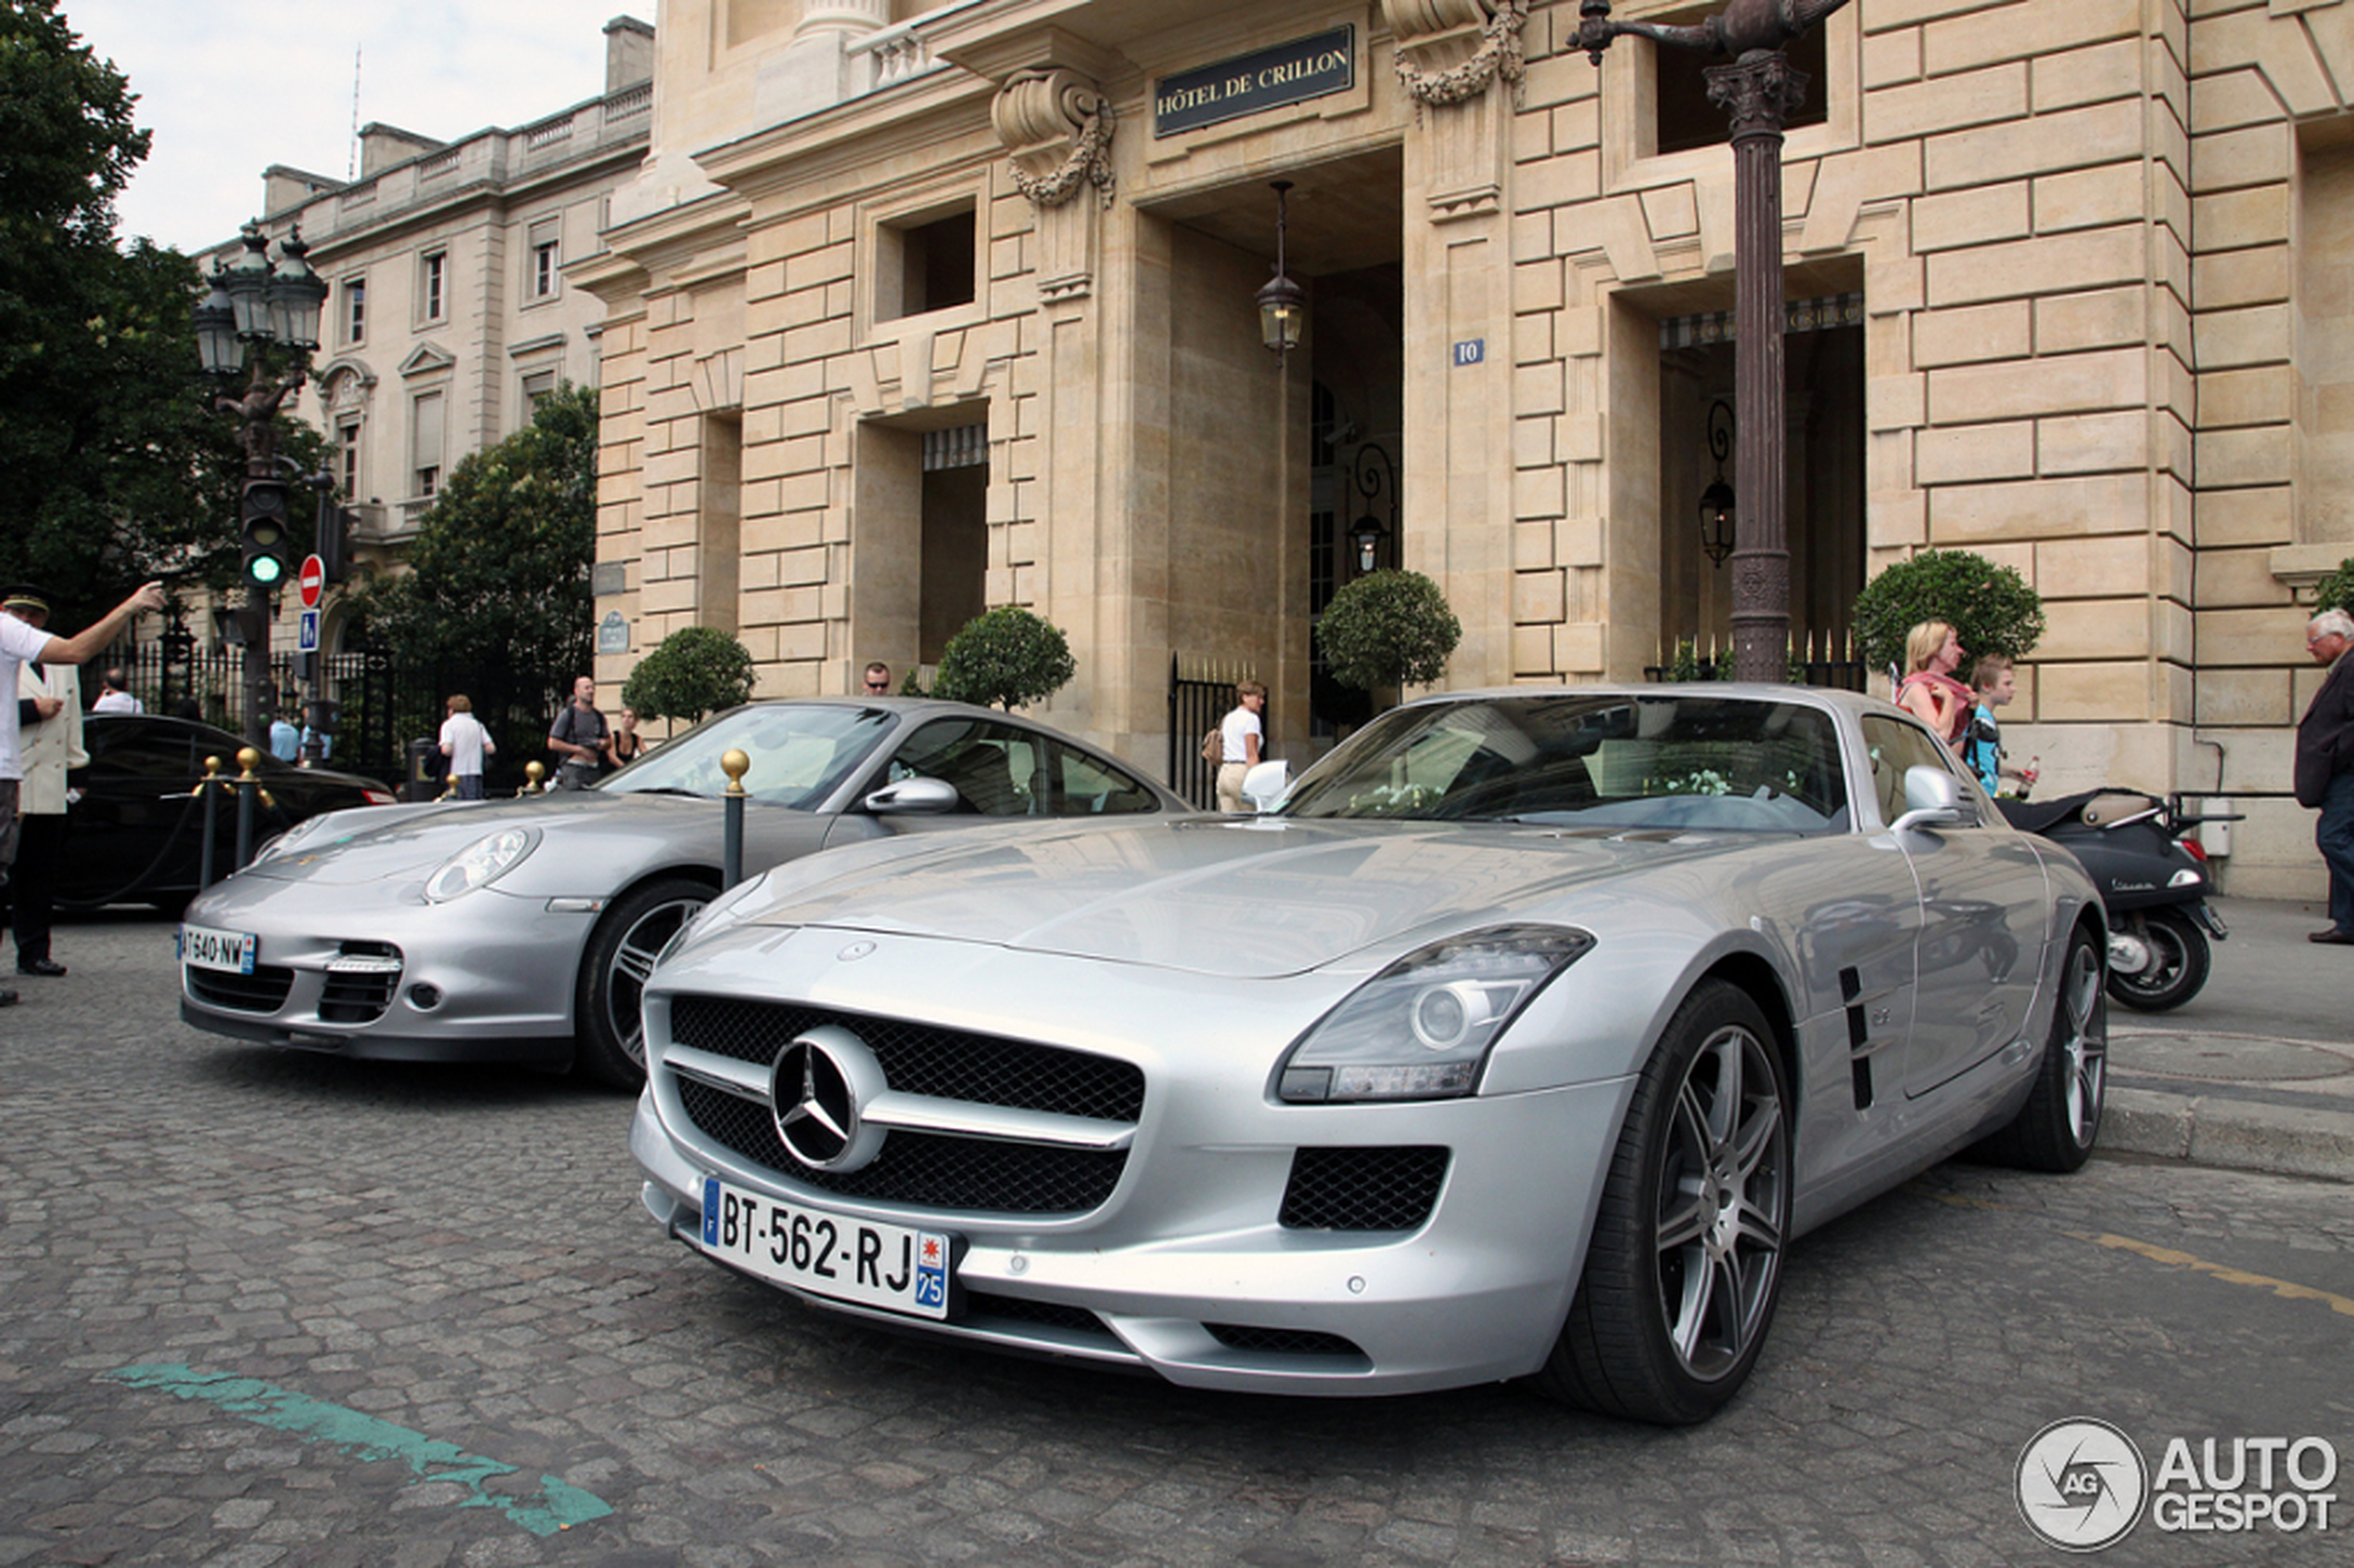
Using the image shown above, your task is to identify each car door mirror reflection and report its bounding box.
[1242,761,1290,813]
[865,777,962,816]
[1891,765,1972,835]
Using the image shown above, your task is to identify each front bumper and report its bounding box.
[632,1038,1633,1397]
[175,876,592,1064]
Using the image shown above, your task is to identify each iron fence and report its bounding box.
[96,636,565,797]
[1168,654,1262,810]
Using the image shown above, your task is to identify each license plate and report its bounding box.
[180,924,258,975]
[698,1177,955,1321]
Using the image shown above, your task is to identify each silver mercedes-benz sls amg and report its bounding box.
[177,698,1187,1087]
[630,686,2107,1423]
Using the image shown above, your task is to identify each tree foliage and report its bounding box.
[621,626,756,726]
[1851,548,2046,676]
[930,605,1076,711]
[350,384,599,723]
[0,0,256,619]
[2315,559,2354,617]
[1317,570,1462,693]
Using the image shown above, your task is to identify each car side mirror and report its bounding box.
[865,777,960,816]
[1890,765,1971,835]
[1241,760,1290,813]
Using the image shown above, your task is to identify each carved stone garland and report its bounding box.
[1392,0,1530,109]
[995,69,1118,211]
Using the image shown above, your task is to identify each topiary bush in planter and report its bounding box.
[1318,570,1462,696]
[1851,548,2045,677]
[931,605,1076,711]
[620,626,757,727]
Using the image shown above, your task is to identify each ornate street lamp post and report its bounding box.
[195,221,328,746]
[1578,0,1853,683]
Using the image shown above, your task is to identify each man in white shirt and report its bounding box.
[8,588,86,979]
[92,669,142,713]
[0,579,166,1007]
[437,693,497,800]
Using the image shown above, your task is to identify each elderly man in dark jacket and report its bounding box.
[2298,608,2354,943]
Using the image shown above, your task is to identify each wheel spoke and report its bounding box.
[1657,1185,1711,1251]
[1732,1199,1784,1257]
[1674,1076,1715,1159]
[614,942,662,987]
[1728,1092,1781,1182]
[1668,1246,1716,1360]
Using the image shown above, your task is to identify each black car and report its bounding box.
[56,714,395,913]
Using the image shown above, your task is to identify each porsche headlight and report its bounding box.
[1276,925,1594,1104]
[424,827,539,903]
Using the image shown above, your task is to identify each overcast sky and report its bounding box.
[64,0,637,255]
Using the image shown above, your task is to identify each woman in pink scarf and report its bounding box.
[1896,620,1974,746]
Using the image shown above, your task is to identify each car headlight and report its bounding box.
[423,827,539,903]
[1275,925,1595,1104]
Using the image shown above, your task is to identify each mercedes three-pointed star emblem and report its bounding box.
[770,1025,890,1172]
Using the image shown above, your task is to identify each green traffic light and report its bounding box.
[248,554,286,587]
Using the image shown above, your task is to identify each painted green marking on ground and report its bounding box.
[103,1363,612,1536]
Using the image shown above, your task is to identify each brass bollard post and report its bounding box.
[196,755,223,889]
[721,748,751,890]
[234,747,262,870]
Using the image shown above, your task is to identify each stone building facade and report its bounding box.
[203,16,655,653]
[580,0,2354,898]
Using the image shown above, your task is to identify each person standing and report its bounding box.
[437,694,497,800]
[2296,608,2354,945]
[548,675,611,789]
[0,578,166,1009]
[6,588,85,980]
[1895,620,1974,747]
[268,706,300,762]
[863,662,892,695]
[1216,679,1267,813]
[609,705,646,766]
[1960,653,2033,797]
[92,669,142,713]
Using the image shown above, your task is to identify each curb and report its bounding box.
[2103,1086,2354,1183]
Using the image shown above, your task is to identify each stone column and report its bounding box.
[1707,50,1806,684]
[1389,0,1527,683]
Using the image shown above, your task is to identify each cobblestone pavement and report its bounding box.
[1,913,2348,1567]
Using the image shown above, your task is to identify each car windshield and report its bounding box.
[600,703,895,808]
[1280,693,1849,834]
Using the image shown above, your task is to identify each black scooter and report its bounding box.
[1996,789,2234,1011]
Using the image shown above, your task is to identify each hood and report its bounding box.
[239,790,714,886]
[742,816,1744,978]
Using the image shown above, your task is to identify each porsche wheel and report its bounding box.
[1535,980,1791,1425]
[1971,925,2106,1172]
[576,877,711,1090]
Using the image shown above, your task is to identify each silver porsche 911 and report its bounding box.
[629,686,2107,1423]
[176,698,1187,1087]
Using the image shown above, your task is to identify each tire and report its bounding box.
[575,876,712,1090]
[1533,980,1791,1425]
[2105,907,2209,1013]
[1972,924,2107,1172]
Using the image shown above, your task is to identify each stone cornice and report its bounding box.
[692,69,1000,203]
[572,190,749,304]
